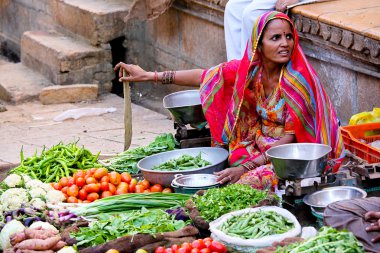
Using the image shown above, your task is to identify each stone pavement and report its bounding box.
[0,94,174,170]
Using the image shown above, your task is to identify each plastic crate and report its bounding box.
[340,122,380,163]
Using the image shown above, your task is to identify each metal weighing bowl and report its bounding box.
[171,174,220,194]
[137,147,228,187]
[303,186,367,214]
[266,143,332,180]
[163,90,207,125]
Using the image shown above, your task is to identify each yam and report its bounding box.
[15,236,61,251]
[161,226,199,238]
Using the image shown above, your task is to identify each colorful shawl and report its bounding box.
[200,11,344,158]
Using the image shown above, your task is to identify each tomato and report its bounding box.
[87,192,99,202]
[115,187,128,195]
[117,182,129,189]
[67,196,78,203]
[94,168,108,180]
[139,179,150,190]
[76,170,86,178]
[87,168,97,175]
[85,183,100,193]
[143,189,151,193]
[171,244,179,252]
[121,172,132,184]
[192,239,206,250]
[67,177,75,187]
[204,241,211,249]
[59,177,68,187]
[101,191,113,198]
[181,243,192,251]
[78,189,88,201]
[75,177,85,188]
[52,182,62,191]
[109,183,117,194]
[100,175,110,183]
[199,249,211,253]
[150,184,163,193]
[135,185,145,193]
[164,249,173,253]
[209,241,227,253]
[190,249,200,253]
[130,178,138,186]
[162,188,173,193]
[67,185,79,197]
[100,181,110,191]
[154,247,165,253]
[61,186,68,195]
[203,238,212,243]
[86,177,97,184]
[128,183,136,193]
[178,248,191,253]
[109,171,121,186]
[83,200,90,203]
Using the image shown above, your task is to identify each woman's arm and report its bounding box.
[114,62,204,87]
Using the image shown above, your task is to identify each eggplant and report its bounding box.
[5,215,13,223]
[23,216,42,227]
[166,207,190,221]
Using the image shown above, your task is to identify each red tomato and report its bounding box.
[178,248,191,253]
[109,171,121,186]
[209,241,227,253]
[130,178,138,186]
[52,183,62,191]
[87,168,97,176]
[190,249,200,253]
[155,247,165,253]
[204,241,211,249]
[108,183,117,194]
[135,185,145,193]
[203,238,212,243]
[75,177,85,188]
[162,188,173,193]
[67,185,79,197]
[143,189,151,193]
[78,189,88,201]
[139,179,150,190]
[192,239,206,250]
[164,249,173,253]
[100,175,110,183]
[61,186,68,195]
[67,177,75,187]
[150,184,163,193]
[115,187,128,195]
[199,249,211,253]
[94,168,108,180]
[76,170,86,178]
[86,177,97,184]
[181,243,192,251]
[67,196,78,203]
[101,191,113,198]
[171,244,179,252]
[85,183,100,193]
[59,177,68,187]
[121,172,132,184]
[100,181,109,191]
[87,192,99,202]
[128,183,136,193]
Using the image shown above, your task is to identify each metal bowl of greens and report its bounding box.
[137,147,228,187]
[171,174,220,194]
[163,90,207,125]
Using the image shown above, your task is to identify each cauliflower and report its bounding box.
[0,188,29,210]
[20,174,32,183]
[25,179,44,189]
[29,187,46,199]
[30,198,46,210]
[3,174,23,188]
[46,190,65,204]
[40,183,54,192]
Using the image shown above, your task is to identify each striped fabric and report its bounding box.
[200,11,344,158]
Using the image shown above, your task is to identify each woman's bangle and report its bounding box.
[154,70,158,85]
[162,70,176,85]
[241,161,259,172]
[262,153,269,164]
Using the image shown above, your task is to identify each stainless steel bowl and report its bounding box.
[266,143,332,180]
[163,90,207,125]
[303,186,367,213]
[137,147,228,187]
[171,174,220,194]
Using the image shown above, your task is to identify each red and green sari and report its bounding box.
[199,11,344,190]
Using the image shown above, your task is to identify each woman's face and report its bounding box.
[259,19,294,65]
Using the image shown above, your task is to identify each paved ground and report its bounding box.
[0,94,174,170]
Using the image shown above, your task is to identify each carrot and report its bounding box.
[24,228,58,240]
[15,236,61,251]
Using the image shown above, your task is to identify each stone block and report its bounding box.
[39,84,98,105]
[356,73,380,113]
[352,34,365,52]
[319,23,332,41]
[341,30,354,49]
[302,17,311,33]
[330,27,342,45]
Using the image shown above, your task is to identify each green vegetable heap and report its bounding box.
[193,184,274,221]
[152,153,211,171]
[219,210,294,239]
[11,141,102,183]
[72,208,189,248]
[276,226,365,253]
[106,133,177,174]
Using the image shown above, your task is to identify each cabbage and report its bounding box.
[0,220,25,249]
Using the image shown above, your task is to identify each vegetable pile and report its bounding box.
[152,153,211,171]
[106,133,177,174]
[219,210,294,239]
[193,184,274,221]
[153,238,227,253]
[72,208,190,248]
[275,226,365,253]
[11,141,102,183]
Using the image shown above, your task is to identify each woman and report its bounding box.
[114,11,344,190]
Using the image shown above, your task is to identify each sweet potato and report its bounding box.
[24,228,59,240]
[10,232,26,246]
[52,241,67,251]
[15,236,61,251]
[15,250,54,253]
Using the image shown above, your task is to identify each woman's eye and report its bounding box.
[271,35,280,41]
[286,34,294,40]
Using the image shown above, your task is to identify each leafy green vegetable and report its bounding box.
[152,153,211,171]
[220,210,294,239]
[193,184,275,221]
[72,208,189,248]
[106,133,177,174]
[276,226,365,253]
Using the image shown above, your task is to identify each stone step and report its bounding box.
[21,31,114,92]
[0,62,53,104]
[54,0,133,45]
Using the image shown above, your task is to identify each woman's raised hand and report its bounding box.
[365,211,380,242]
[214,167,246,185]
[114,62,153,83]
[275,0,300,12]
